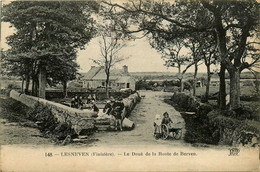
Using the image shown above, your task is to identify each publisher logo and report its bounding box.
[228,148,240,156]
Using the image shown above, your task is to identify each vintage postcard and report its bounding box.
[0,0,259,171]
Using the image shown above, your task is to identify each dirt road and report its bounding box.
[90,91,188,147]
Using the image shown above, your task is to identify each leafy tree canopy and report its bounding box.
[2,1,99,85]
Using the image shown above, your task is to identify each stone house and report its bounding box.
[82,65,136,90]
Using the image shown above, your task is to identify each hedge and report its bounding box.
[171,92,199,112]
[168,92,259,146]
[208,110,259,146]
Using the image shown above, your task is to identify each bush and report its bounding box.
[135,80,153,90]
[181,111,219,145]
[240,95,260,101]
[171,92,199,112]
[200,95,208,103]
[182,108,259,146]
[196,103,214,120]
[183,80,193,91]
[208,110,259,146]
[166,93,259,146]
[162,80,180,87]
[220,105,256,121]
[168,93,217,144]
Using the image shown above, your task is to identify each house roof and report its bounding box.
[82,66,102,80]
[82,66,130,81]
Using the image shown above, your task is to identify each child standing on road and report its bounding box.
[154,114,162,139]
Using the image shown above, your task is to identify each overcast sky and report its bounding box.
[1,5,215,74]
[3,21,210,73]
[77,36,210,73]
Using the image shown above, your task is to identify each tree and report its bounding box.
[199,34,218,102]
[183,36,204,96]
[150,31,203,96]
[92,26,127,98]
[1,49,25,93]
[201,0,259,109]
[185,32,218,100]
[2,1,98,98]
[150,37,192,92]
[2,33,35,94]
[102,0,259,110]
[46,50,79,98]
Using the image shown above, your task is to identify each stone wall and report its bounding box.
[10,90,141,133]
[10,90,97,135]
[122,92,141,117]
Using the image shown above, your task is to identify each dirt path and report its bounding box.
[90,91,188,147]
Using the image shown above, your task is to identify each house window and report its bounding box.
[102,82,105,86]
[117,83,120,87]
[126,83,130,88]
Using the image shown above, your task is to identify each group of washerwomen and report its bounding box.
[71,94,97,111]
[70,95,125,131]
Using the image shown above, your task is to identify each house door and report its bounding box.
[126,83,130,88]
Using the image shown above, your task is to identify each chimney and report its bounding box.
[123,65,128,74]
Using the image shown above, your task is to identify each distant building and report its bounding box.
[82,65,136,90]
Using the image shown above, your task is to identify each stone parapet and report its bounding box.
[10,90,141,133]
[10,90,97,134]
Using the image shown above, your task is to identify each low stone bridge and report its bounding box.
[10,90,140,135]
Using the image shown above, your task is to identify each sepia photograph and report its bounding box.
[0,0,259,171]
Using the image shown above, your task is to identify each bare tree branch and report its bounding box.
[102,1,209,32]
